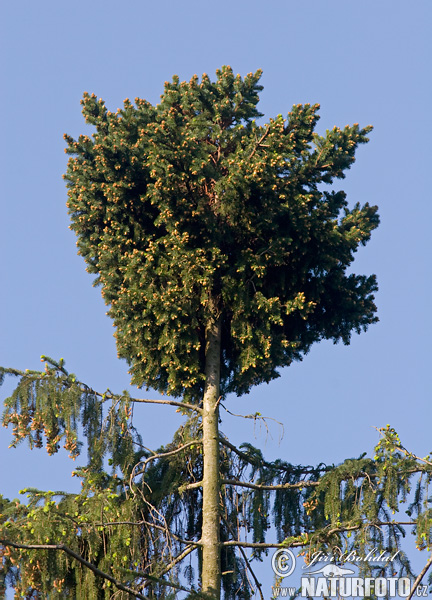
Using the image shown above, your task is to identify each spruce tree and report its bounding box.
[1,67,431,599]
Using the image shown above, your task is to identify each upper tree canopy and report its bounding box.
[64,66,379,402]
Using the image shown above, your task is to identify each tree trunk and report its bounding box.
[201,315,222,599]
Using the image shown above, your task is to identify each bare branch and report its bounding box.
[407,553,432,600]
[214,395,222,412]
[179,481,203,492]
[128,396,202,414]
[221,478,319,491]
[220,404,284,441]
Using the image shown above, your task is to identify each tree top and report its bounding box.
[64,66,379,402]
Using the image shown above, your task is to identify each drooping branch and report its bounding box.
[1,365,202,414]
[0,538,147,599]
[374,426,432,468]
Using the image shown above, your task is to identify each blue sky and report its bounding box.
[1,0,431,596]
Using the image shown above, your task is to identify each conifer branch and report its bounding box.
[0,538,147,599]
[304,521,417,543]
[221,465,432,491]
[183,467,398,492]
[399,449,432,467]
[376,521,417,526]
[374,426,432,468]
[1,365,202,414]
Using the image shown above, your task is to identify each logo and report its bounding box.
[305,564,355,577]
[270,549,429,598]
[272,549,296,578]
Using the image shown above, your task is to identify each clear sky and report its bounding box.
[1,0,431,596]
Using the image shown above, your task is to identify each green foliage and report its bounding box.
[1,363,432,598]
[64,66,379,402]
[0,486,142,599]
[1,357,137,473]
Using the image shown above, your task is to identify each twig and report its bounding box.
[396,446,432,468]
[140,519,202,546]
[315,520,417,541]
[249,125,271,159]
[220,404,284,441]
[214,395,222,412]
[257,242,275,257]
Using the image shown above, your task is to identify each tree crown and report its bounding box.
[64,66,379,401]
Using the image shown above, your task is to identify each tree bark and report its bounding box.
[201,314,222,599]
